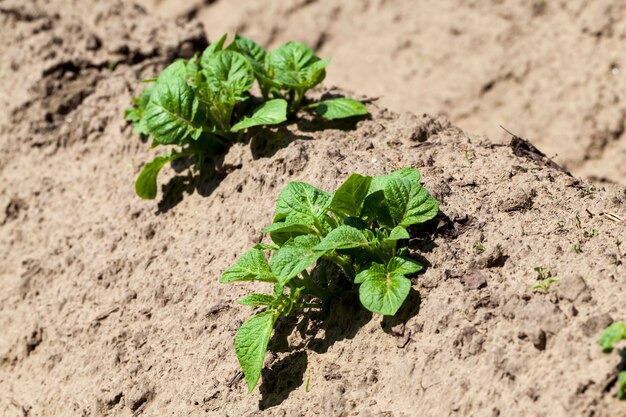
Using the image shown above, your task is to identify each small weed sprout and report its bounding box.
[532,277,560,293]
[472,241,485,254]
[532,266,559,292]
[579,184,595,197]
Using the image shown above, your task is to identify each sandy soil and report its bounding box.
[136,0,626,185]
[1,1,626,417]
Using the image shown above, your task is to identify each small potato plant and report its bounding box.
[126,34,368,199]
[221,168,439,392]
[598,322,626,400]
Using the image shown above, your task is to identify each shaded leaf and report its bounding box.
[329,173,372,218]
[361,190,394,229]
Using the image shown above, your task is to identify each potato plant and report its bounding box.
[125,34,368,199]
[599,322,626,400]
[221,168,439,392]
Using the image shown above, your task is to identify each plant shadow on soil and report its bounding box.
[257,229,443,409]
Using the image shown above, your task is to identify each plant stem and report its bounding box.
[296,271,330,305]
[292,88,305,112]
[322,253,354,280]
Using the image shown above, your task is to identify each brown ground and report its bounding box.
[135,0,626,185]
[1,1,626,417]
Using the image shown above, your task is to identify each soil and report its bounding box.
[1,1,626,417]
[136,0,626,186]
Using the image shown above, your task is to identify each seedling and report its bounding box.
[221,168,439,392]
[533,266,555,281]
[598,322,626,400]
[126,34,368,199]
[532,277,560,293]
[532,266,559,292]
[472,241,485,254]
[579,184,595,197]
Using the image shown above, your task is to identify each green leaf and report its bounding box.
[390,167,421,183]
[235,311,277,393]
[262,217,318,246]
[343,217,369,230]
[598,322,626,352]
[361,190,395,229]
[618,371,626,400]
[384,178,439,228]
[238,294,277,307]
[311,98,368,120]
[269,235,322,285]
[125,87,153,136]
[231,99,288,132]
[266,42,325,89]
[254,242,279,251]
[274,182,332,223]
[144,75,205,145]
[314,225,369,252]
[135,150,190,200]
[355,263,411,315]
[158,60,188,81]
[368,168,422,196]
[388,226,410,241]
[232,34,267,63]
[387,256,423,275]
[186,54,202,88]
[229,34,273,91]
[329,173,372,218]
[304,58,329,88]
[203,50,254,101]
[221,249,276,283]
[200,33,228,68]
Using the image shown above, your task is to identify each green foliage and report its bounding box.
[599,323,626,353]
[531,277,560,293]
[221,168,439,392]
[126,34,369,199]
[598,322,626,400]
